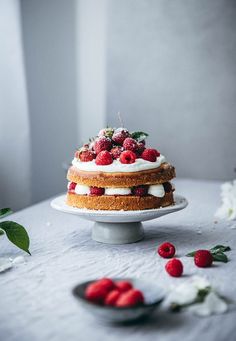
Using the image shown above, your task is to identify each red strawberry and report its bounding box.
[94,137,112,154]
[95,151,113,165]
[158,242,176,258]
[105,290,121,306]
[112,128,130,145]
[68,182,76,192]
[141,148,160,162]
[119,150,136,164]
[116,289,144,307]
[90,187,105,196]
[95,278,115,292]
[85,283,108,305]
[79,150,95,162]
[165,258,183,277]
[194,250,213,268]
[110,146,123,159]
[115,281,133,292]
[123,138,138,152]
[132,185,148,196]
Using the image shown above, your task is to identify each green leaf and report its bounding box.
[212,252,228,263]
[0,208,13,218]
[210,245,231,253]
[186,251,196,257]
[0,229,4,236]
[130,131,149,142]
[0,221,31,255]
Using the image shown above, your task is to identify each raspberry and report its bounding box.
[68,182,76,192]
[165,258,183,277]
[110,146,123,159]
[163,182,172,193]
[95,151,113,165]
[158,242,176,258]
[94,137,112,154]
[120,150,136,164]
[115,281,133,292]
[90,187,105,196]
[123,138,138,152]
[141,148,160,162]
[85,283,108,305]
[96,278,115,291]
[116,289,144,308]
[136,142,145,156]
[194,250,213,268]
[112,128,130,145]
[105,289,121,306]
[79,150,95,162]
[132,185,148,196]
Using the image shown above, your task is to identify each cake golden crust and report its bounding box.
[67,162,175,188]
[66,192,174,211]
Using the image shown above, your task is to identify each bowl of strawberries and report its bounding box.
[72,277,165,323]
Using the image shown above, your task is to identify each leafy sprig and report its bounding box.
[186,245,231,263]
[0,208,31,255]
[130,131,149,142]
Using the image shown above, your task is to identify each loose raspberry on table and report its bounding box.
[119,150,136,164]
[85,283,108,305]
[78,150,95,162]
[141,148,160,162]
[94,137,112,154]
[112,128,130,145]
[158,242,176,258]
[68,182,76,192]
[90,187,105,196]
[115,281,133,292]
[95,151,113,165]
[165,258,183,277]
[132,185,148,196]
[116,289,144,308]
[194,250,213,268]
[123,137,138,152]
[105,290,121,306]
[110,146,123,159]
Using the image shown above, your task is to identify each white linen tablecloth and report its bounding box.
[0,179,236,341]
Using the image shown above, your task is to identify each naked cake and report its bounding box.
[66,127,175,210]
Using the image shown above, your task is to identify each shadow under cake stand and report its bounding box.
[51,194,188,244]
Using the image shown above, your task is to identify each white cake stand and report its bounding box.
[51,194,188,244]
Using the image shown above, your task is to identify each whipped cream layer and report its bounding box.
[72,154,166,173]
[68,183,165,197]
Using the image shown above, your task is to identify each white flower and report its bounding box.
[187,291,228,317]
[215,180,236,220]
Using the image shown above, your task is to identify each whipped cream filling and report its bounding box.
[72,154,166,173]
[105,187,131,196]
[75,184,90,195]
[148,184,165,197]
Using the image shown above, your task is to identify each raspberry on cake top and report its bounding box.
[66,127,176,210]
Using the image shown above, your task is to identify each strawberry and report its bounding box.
[119,150,136,164]
[95,151,113,165]
[105,290,121,306]
[115,281,133,292]
[116,289,144,307]
[95,278,115,291]
[85,283,108,305]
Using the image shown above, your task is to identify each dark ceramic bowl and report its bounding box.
[72,278,165,323]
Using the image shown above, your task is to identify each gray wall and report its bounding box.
[21,0,78,203]
[106,0,236,180]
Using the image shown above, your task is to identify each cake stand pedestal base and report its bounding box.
[92,222,144,244]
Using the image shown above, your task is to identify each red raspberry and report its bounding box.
[95,151,113,165]
[120,150,136,164]
[94,137,112,154]
[85,283,108,305]
[105,289,121,306]
[132,185,148,196]
[110,146,123,159]
[141,148,160,162]
[194,250,213,268]
[78,150,95,162]
[116,289,144,307]
[96,278,115,291]
[165,258,183,277]
[115,281,133,292]
[158,242,176,258]
[112,128,130,145]
[123,138,138,152]
[68,182,76,192]
[90,187,105,196]
[136,142,145,156]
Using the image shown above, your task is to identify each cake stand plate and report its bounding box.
[51,194,188,244]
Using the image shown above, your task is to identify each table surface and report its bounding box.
[0,179,236,341]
